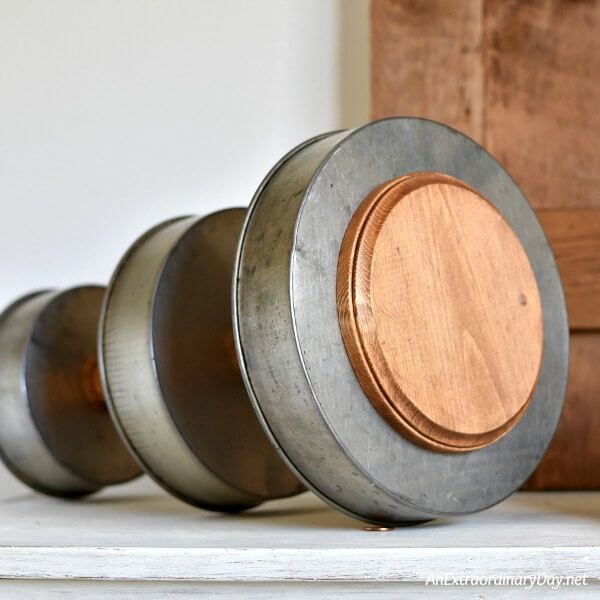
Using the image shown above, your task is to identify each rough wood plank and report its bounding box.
[0,486,597,583]
[523,333,600,490]
[371,0,484,141]
[484,0,600,209]
[0,580,598,599]
[3,545,596,583]
[538,209,600,330]
[372,0,600,210]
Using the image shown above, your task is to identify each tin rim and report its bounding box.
[100,210,301,510]
[234,117,569,524]
[0,287,139,496]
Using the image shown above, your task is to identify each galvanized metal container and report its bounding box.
[233,117,568,524]
[0,118,567,527]
[99,211,303,510]
[0,286,141,496]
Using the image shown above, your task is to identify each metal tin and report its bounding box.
[0,286,141,497]
[234,117,569,525]
[99,209,303,511]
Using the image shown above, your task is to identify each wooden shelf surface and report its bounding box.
[0,477,597,598]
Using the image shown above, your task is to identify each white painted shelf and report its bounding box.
[0,478,597,599]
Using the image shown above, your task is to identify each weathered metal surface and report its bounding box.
[0,287,140,497]
[100,210,303,511]
[234,117,569,525]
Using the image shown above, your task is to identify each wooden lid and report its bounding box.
[337,172,543,452]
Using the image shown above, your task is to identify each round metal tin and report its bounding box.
[0,286,141,497]
[234,117,569,525]
[99,209,303,511]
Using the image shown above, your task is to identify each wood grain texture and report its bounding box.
[485,0,600,209]
[372,0,600,209]
[337,172,543,452]
[523,333,600,490]
[2,580,598,600]
[372,0,484,141]
[0,480,597,591]
[538,209,600,330]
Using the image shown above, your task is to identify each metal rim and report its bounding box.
[233,130,423,524]
[232,132,364,518]
[100,211,285,511]
[234,117,569,525]
[0,288,117,497]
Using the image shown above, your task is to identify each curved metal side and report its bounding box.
[0,291,100,497]
[234,117,569,525]
[100,211,302,511]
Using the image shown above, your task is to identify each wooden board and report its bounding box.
[523,333,600,490]
[337,173,543,452]
[0,477,597,597]
[372,0,484,141]
[484,1,600,210]
[372,0,600,210]
[538,209,600,330]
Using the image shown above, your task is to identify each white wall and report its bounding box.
[0,0,370,497]
[0,0,370,308]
